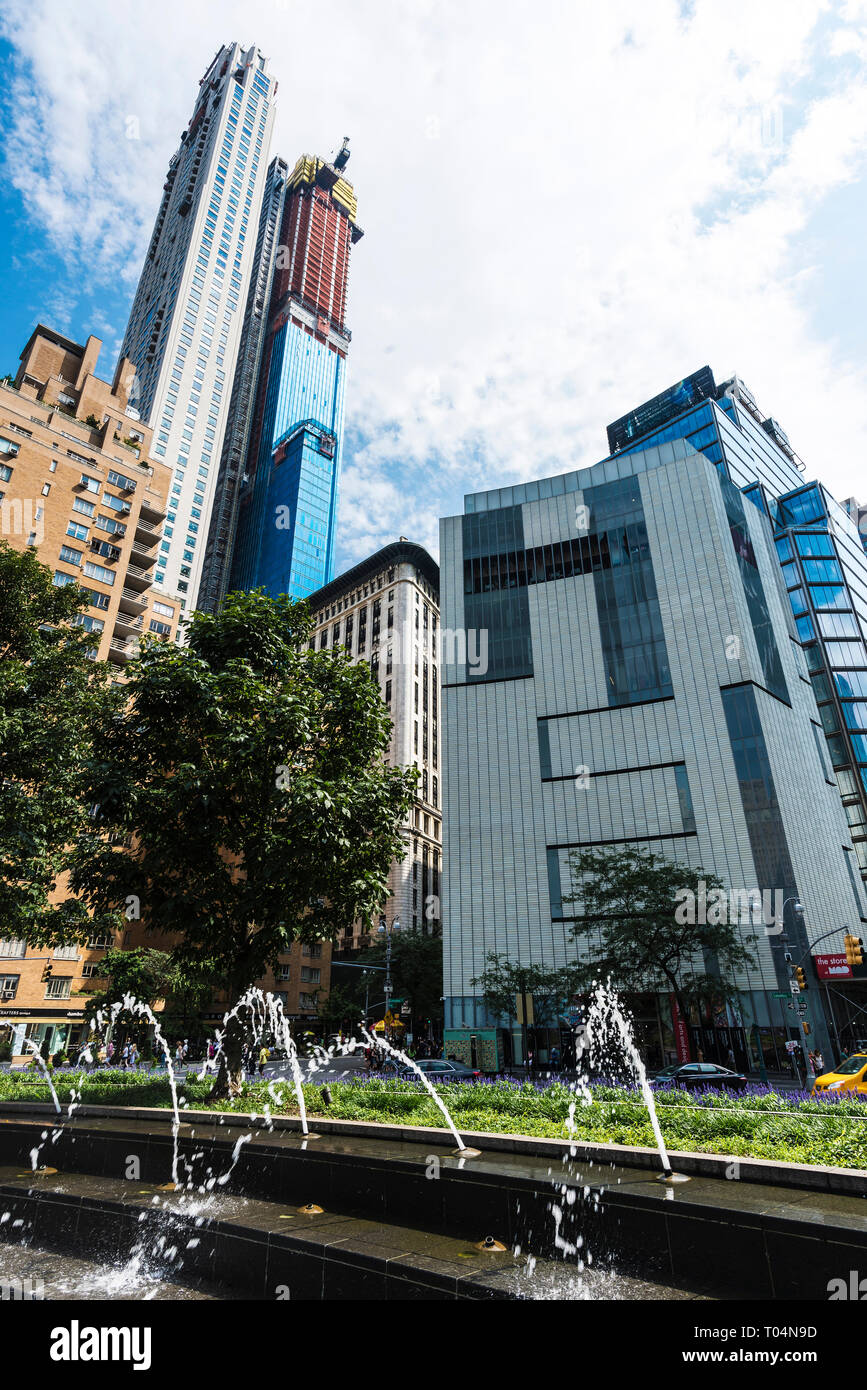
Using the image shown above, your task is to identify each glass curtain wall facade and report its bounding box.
[443,367,867,1068]
[594,367,867,888]
[120,43,277,610]
[441,435,860,1068]
[230,150,362,602]
[197,155,289,614]
[770,483,867,884]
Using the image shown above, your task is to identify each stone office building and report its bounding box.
[308,540,442,959]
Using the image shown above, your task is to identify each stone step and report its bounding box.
[0,1165,694,1301]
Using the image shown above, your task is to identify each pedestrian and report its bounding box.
[97,1043,107,1068]
[550,1045,561,1070]
[725,1047,736,1070]
[814,1050,824,1074]
[175,1041,184,1068]
[106,1040,114,1065]
[258,1044,269,1076]
[129,1042,139,1069]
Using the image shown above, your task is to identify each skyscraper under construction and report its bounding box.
[201,140,363,607]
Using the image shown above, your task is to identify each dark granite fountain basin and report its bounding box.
[0,1105,864,1299]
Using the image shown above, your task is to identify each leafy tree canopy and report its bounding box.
[69,588,416,1093]
[353,927,444,1024]
[0,543,115,945]
[471,952,581,1024]
[563,845,758,1019]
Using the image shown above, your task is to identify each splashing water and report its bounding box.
[23,1041,61,1116]
[362,1027,471,1152]
[94,995,183,1187]
[581,981,672,1175]
[213,988,309,1135]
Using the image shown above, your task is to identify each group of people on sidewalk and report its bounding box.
[76,1038,141,1070]
[241,1043,271,1077]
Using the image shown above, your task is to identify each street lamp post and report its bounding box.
[377,915,401,1037]
[780,897,817,1085]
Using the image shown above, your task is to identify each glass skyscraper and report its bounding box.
[604,366,867,889]
[120,42,277,611]
[440,367,867,1071]
[229,146,363,601]
[197,155,289,615]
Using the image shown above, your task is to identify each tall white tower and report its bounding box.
[120,42,277,611]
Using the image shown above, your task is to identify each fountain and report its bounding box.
[94,995,184,1188]
[209,988,311,1136]
[23,1040,61,1117]
[575,981,688,1182]
[360,1025,479,1156]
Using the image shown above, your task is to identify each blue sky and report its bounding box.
[2,1,867,575]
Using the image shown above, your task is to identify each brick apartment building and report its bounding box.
[0,324,331,1060]
[0,324,174,1058]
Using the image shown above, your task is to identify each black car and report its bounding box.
[651,1061,748,1092]
[381,1058,482,1080]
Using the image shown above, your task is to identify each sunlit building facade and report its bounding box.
[120,42,277,610]
[230,145,363,601]
[440,369,867,1072]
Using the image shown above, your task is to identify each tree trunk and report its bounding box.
[209,1004,246,1099]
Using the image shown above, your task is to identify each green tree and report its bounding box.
[81,945,173,1010]
[80,946,211,1047]
[314,982,362,1034]
[70,589,416,1096]
[355,927,444,1028]
[471,952,580,1059]
[563,845,758,1024]
[0,543,115,946]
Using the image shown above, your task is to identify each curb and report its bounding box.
[1,1099,865,1196]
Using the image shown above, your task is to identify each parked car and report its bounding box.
[383,1057,481,1080]
[812,1052,867,1096]
[650,1061,748,1092]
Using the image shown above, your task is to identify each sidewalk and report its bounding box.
[493,1066,811,1090]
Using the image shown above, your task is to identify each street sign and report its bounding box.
[772,992,790,1000]
[515,994,535,1025]
[789,979,801,994]
[814,953,852,980]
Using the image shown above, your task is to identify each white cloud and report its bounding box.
[2,0,867,568]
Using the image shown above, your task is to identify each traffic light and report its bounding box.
[844,934,864,967]
[41,960,53,983]
[794,966,807,990]
[802,1021,811,1036]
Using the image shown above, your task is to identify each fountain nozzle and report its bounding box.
[657,1169,691,1184]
